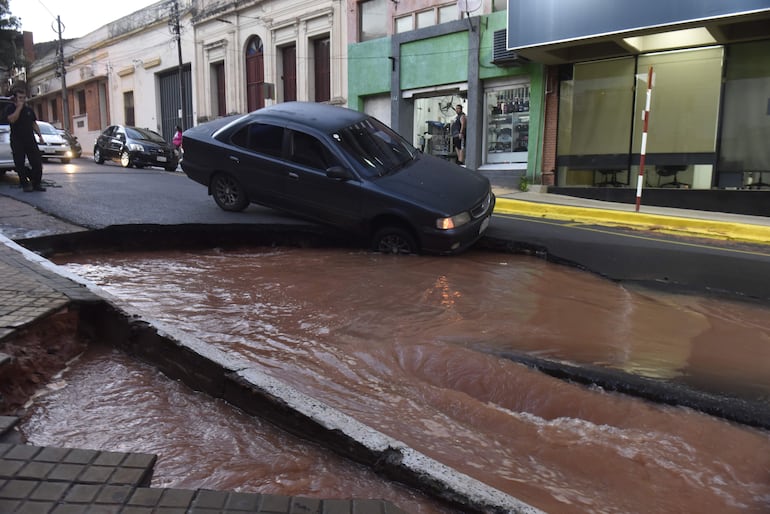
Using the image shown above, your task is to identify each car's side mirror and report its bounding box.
[326,166,353,181]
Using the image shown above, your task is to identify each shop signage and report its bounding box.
[507,0,770,49]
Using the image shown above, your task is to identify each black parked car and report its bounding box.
[181,102,494,255]
[93,125,178,171]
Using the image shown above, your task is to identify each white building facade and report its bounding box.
[190,0,347,123]
[26,0,348,153]
[27,0,195,150]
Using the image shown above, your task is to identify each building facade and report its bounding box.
[26,0,195,148]
[347,0,546,188]
[24,0,347,153]
[507,0,770,197]
[190,0,347,123]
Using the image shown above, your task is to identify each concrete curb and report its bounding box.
[494,198,770,245]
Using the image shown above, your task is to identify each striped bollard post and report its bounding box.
[636,66,654,212]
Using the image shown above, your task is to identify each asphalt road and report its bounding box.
[3,157,770,303]
[485,213,770,303]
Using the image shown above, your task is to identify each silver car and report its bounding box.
[37,121,72,164]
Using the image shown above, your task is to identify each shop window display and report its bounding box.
[485,85,530,165]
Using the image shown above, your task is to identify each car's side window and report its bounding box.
[289,131,339,170]
[231,122,283,158]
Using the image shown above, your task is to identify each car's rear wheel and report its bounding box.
[211,173,249,212]
[372,226,418,255]
[120,151,131,168]
[93,147,104,164]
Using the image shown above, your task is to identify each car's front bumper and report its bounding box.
[420,193,496,255]
[39,144,72,159]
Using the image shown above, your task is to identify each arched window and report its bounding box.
[245,36,265,111]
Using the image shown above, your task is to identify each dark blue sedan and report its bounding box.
[181,102,494,255]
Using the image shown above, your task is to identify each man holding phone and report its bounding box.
[5,83,45,192]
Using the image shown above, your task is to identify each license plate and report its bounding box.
[157,156,167,162]
[479,216,490,234]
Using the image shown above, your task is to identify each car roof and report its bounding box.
[251,102,370,133]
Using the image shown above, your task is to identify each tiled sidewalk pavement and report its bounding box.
[0,438,408,513]
[0,236,100,340]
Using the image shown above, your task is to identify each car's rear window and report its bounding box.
[332,118,416,178]
[126,127,166,143]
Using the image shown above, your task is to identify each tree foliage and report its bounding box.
[0,0,21,71]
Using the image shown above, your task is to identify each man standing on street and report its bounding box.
[451,104,467,166]
[5,83,45,192]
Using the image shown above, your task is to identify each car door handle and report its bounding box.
[229,156,239,164]
[288,172,299,180]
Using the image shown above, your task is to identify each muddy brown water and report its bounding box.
[20,248,770,513]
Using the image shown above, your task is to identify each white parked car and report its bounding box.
[0,96,14,173]
[37,120,72,164]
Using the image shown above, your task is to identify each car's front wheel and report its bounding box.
[211,173,249,212]
[61,158,70,164]
[93,147,104,164]
[120,151,132,168]
[372,226,418,254]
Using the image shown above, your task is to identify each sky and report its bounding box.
[9,0,159,43]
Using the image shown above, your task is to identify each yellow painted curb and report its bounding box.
[494,198,770,245]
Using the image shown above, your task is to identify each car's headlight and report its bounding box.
[128,143,144,152]
[436,212,471,230]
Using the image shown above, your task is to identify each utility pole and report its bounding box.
[171,0,186,130]
[55,16,70,132]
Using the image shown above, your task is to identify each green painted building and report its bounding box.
[348,11,546,188]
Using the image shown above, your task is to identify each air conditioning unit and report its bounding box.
[32,84,48,96]
[492,29,529,67]
[80,65,95,79]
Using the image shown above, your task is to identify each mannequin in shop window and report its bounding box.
[451,104,467,165]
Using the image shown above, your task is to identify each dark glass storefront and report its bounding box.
[555,41,770,191]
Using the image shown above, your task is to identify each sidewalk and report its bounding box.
[494,187,770,245]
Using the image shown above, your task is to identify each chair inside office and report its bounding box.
[656,165,689,188]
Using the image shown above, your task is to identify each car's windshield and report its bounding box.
[126,127,166,143]
[332,118,417,178]
[38,123,58,135]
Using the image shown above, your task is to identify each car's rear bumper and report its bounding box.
[132,151,178,169]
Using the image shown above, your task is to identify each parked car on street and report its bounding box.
[181,102,495,255]
[37,121,72,164]
[57,128,82,158]
[93,125,179,171]
[0,96,14,174]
